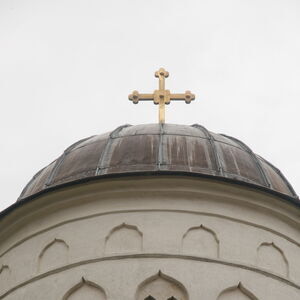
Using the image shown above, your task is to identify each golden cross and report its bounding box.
[129,68,195,124]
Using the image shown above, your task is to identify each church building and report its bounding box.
[0,69,299,299]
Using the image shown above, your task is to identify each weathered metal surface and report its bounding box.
[18,124,298,201]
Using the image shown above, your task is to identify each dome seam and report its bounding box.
[258,155,298,198]
[44,136,93,188]
[157,123,164,169]
[192,124,224,176]
[95,124,131,176]
[220,134,272,189]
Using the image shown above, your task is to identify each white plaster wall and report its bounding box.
[0,176,299,299]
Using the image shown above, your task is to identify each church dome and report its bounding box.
[18,123,298,201]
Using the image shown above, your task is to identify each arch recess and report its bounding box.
[38,238,69,272]
[105,223,143,253]
[63,277,106,299]
[257,242,289,277]
[0,264,9,275]
[136,270,188,300]
[182,224,220,257]
[217,282,258,300]
[0,264,10,286]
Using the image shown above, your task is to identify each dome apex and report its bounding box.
[18,123,298,201]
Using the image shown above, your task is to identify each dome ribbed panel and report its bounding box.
[18,124,298,201]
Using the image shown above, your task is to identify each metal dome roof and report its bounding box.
[18,123,298,201]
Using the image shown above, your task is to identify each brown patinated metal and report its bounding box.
[18,124,298,202]
[129,68,195,123]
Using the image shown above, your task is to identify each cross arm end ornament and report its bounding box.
[155,68,169,78]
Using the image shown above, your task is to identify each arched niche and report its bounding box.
[136,271,188,300]
[38,238,69,272]
[0,264,9,275]
[0,265,10,285]
[257,242,289,277]
[217,282,258,300]
[182,224,219,257]
[63,277,106,300]
[105,223,143,254]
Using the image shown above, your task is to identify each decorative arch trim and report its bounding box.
[135,270,189,300]
[39,238,69,260]
[63,277,106,299]
[182,224,220,257]
[257,241,289,277]
[217,282,258,300]
[105,223,143,242]
[104,222,143,253]
[0,264,9,275]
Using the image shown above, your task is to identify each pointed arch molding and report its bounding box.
[0,264,10,286]
[63,277,106,299]
[136,270,189,300]
[38,238,69,272]
[0,264,9,279]
[0,265,9,275]
[217,282,258,300]
[105,223,143,254]
[182,224,220,258]
[257,242,289,277]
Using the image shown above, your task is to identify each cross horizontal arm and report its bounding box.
[170,94,189,100]
[134,94,154,100]
[170,91,195,104]
[128,91,154,104]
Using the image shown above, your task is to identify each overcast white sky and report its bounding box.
[0,0,299,211]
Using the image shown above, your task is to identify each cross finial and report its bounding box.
[129,68,195,123]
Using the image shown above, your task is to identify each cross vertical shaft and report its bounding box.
[158,71,165,90]
[155,68,169,123]
[159,96,165,124]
